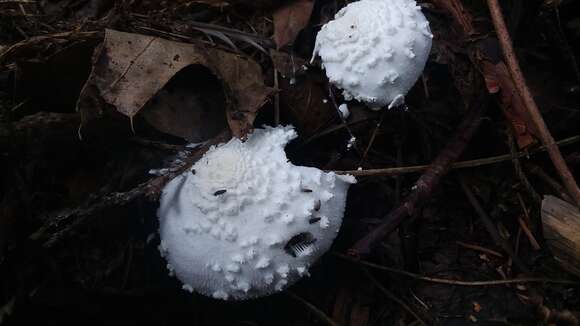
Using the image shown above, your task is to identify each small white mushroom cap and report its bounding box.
[157,126,356,300]
[338,103,350,119]
[312,0,433,109]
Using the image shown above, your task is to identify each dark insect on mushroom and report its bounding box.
[308,217,321,224]
[284,232,317,257]
[191,169,196,175]
[301,188,313,193]
[313,200,321,211]
[213,189,227,196]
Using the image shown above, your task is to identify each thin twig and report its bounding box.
[487,0,580,209]
[456,241,504,258]
[134,26,197,42]
[459,176,530,273]
[0,0,36,3]
[362,268,428,326]
[517,217,541,251]
[357,110,386,168]
[328,86,362,156]
[507,128,541,203]
[131,15,275,48]
[0,31,102,67]
[273,61,280,126]
[188,20,275,48]
[334,253,578,286]
[300,117,371,147]
[334,134,580,177]
[285,292,339,326]
[515,192,541,251]
[526,162,574,204]
[348,98,486,257]
[121,241,134,289]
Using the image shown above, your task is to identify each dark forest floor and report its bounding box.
[1,0,580,325]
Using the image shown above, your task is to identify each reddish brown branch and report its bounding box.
[432,0,538,150]
[348,99,486,258]
[527,162,574,204]
[486,0,580,208]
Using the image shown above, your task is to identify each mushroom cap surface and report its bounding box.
[313,0,433,108]
[158,126,355,300]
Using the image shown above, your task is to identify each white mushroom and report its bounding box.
[157,126,356,300]
[312,0,433,109]
[338,103,350,120]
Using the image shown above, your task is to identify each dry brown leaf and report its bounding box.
[272,48,332,137]
[208,49,274,137]
[280,75,334,137]
[77,29,273,139]
[273,0,314,49]
[140,65,227,142]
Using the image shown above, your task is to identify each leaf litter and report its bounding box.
[0,1,580,325]
[77,29,273,139]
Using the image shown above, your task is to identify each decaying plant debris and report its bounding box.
[1,0,580,324]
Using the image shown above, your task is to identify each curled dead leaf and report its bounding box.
[140,65,227,142]
[280,75,334,137]
[273,0,314,49]
[77,29,273,139]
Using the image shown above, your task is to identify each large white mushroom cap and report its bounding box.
[158,126,356,300]
[312,0,433,109]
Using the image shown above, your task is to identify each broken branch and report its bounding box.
[348,97,486,257]
[486,0,580,208]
